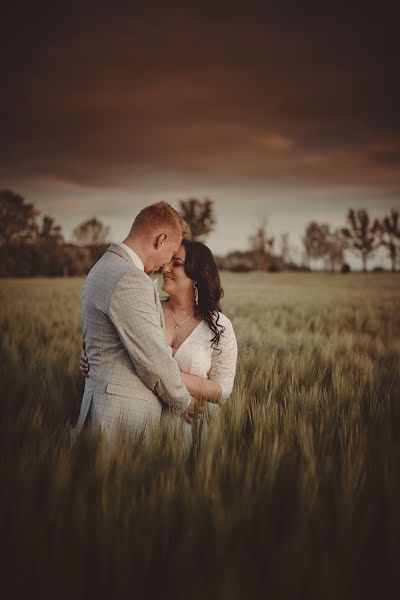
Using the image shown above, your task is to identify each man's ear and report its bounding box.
[154,233,167,249]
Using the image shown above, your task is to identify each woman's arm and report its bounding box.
[181,319,238,404]
[207,319,238,404]
[180,371,222,403]
[79,329,237,407]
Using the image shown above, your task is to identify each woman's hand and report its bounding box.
[80,346,89,378]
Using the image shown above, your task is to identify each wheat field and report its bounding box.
[1,273,399,600]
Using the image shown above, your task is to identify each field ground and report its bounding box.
[1,273,400,600]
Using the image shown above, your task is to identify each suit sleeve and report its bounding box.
[108,270,191,414]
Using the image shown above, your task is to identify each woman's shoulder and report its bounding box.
[216,311,234,329]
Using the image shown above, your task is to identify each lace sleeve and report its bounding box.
[208,318,238,404]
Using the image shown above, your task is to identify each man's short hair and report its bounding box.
[131,201,190,237]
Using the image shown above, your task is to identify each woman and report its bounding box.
[80,239,238,441]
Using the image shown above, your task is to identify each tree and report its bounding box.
[325,230,347,272]
[72,217,110,246]
[38,215,64,244]
[249,219,274,271]
[303,221,330,267]
[342,209,380,272]
[303,221,347,271]
[0,189,38,247]
[280,233,290,265]
[178,198,216,241]
[221,250,257,272]
[376,209,400,272]
[33,216,65,276]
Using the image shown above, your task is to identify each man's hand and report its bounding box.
[80,346,89,378]
[182,397,207,425]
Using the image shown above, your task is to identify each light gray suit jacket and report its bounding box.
[71,243,191,442]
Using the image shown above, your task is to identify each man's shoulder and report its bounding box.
[108,264,154,305]
[92,250,148,282]
[86,253,127,286]
[84,252,151,302]
[113,265,152,287]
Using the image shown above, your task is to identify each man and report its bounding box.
[71,201,194,444]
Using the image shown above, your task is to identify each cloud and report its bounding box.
[1,1,399,189]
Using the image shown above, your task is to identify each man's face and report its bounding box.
[152,231,182,271]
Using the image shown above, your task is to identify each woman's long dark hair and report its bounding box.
[182,239,224,350]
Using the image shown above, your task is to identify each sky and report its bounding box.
[1,1,399,268]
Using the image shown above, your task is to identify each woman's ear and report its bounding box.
[154,233,167,249]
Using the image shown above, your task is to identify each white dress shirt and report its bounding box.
[117,242,144,271]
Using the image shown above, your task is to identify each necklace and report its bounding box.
[168,301,195,329]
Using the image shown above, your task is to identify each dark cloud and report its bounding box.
[1,0,399,188]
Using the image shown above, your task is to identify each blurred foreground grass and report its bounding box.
[1,273,400,600]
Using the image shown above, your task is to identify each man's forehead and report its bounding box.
[173,243,185,258]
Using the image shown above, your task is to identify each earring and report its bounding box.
[194,281,199,306]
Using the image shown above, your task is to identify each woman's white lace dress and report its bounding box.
[162,309,238,444]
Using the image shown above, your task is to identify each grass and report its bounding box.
[1,273,400,600]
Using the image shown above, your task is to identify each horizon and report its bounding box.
[6,179,396,270]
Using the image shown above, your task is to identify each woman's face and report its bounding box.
[162,243,194,298]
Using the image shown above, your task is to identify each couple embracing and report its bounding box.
[71,201,237,446]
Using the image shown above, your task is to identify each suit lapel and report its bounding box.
[153,281,166,339]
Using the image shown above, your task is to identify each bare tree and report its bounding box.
[72,217,110,246]
[178,198,216,241]
[342,209,380,272]
[249,219,274,271]
[376,209,400,272]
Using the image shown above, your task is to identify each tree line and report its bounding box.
[0,190,111,276]
[217,208,399,273]
[303,209,400,272]
[0,189,399,276]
